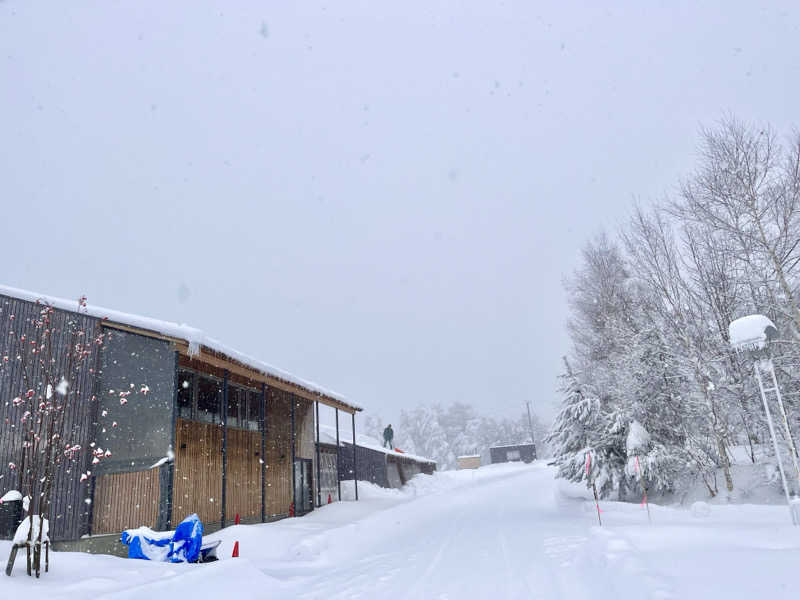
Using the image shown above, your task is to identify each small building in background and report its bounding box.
[457,455,481,470]
[489,443,537,464]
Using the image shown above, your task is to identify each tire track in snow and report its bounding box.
[399,495,473,600]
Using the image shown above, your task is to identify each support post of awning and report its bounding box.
[315,401,321,507]
[291,395,296,515]
[335,408,341,501]
[352,412,358,501]
[221,369,228,529]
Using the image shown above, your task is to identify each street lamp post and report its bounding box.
[729,314,800,525]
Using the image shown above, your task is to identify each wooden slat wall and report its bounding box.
[92,469,161,534]
[265,390,292,516]
[172,419,223,526]
[225,427,262,521]
[169,389,304,524]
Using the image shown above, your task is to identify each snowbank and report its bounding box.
[4,462,799,599]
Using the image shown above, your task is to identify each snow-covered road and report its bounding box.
[4,462,800,599]
[284,463,595,599]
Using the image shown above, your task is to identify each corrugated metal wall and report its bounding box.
[489,444,536,464]
[0,294,99,541]
[338,442,388,488]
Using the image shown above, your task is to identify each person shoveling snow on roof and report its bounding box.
[383,424,394,449]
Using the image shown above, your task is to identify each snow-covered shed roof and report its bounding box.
[489,442,536,449]
[0,283,360,413]
[318,425,436,465]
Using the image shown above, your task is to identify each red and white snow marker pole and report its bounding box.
[235,513,240,525]
[585,453,602,526]
[634,456,652,525]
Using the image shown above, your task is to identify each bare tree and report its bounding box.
[4,298,105,578]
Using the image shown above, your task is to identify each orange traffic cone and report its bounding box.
[235,513,240,525]
[327,493,332,504]
[232,541,239,558]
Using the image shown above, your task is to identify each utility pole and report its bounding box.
[526,401,537,459]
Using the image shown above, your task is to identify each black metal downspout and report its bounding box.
[335,408,341,501]
[290,395,296,516]
[352,412,358,501]
[161,349,179,531]
[315,401,321,507]
[85,344,103,537]
[260,383,266,523]
[221,370,228,529]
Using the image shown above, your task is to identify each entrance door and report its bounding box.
[293,459,314,515]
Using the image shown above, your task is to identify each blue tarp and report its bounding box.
[121,514,204,563]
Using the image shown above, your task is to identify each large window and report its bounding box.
[197,376,221,424]
[177,370,194,419]
[227,386,243,428]
[225,386,261,430]
[176,370,262,430]
[246,390,261,431]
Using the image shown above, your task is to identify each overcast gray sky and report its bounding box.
[2,1,799,427]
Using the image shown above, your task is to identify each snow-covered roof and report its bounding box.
[490,443,535,449]
[318,424,436,465]
[0,283,358,410]
[457,455,481,459]
[729,314,778,351]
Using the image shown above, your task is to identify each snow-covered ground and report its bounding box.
[3,462,799,599]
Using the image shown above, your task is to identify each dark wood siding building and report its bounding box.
[0,286,360,542]
[489,443,537,464]
[336,441,436,489]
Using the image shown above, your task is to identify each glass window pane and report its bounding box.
[247,390,260,430]
[177,371,194,419]
[197,377,221,424]
[227,386,241,428]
